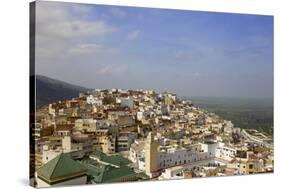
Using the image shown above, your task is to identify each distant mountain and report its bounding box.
[34,75,91,108]
[188,96,273,135]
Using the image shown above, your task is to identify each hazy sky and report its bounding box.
[35,1,273,98]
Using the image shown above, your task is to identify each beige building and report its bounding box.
[145,132,159,177]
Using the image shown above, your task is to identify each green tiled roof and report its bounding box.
[37,153,87,181]
[78,158,103,178]
[95,165,137,183]
[91,149,131,167]
[79,152,149,183]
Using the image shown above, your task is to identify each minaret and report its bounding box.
[145,132,158,177]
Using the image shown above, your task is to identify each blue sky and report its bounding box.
[36,1,273,98]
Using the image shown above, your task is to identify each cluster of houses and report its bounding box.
[31,88,274,187]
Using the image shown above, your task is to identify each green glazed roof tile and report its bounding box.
[37,153,87,180]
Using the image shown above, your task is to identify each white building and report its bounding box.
[215,142,237,161]
[137,111,144,121]
[157,143,212,169]
[129,140,145,163]
[117,97,134,109]
[159,165,185,180]
[159,157,225,180]
[142,134,215,176]
[86,95,103,105]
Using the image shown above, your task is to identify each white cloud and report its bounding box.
[96,64,128,76]
[128,30,140,40]
[68,43,117,56]
[38,20,115,39]
[35,1,119,76]
[36,2,115,40]
[35,1,127,89]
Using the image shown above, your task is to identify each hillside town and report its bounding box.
[30,89,274,187]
